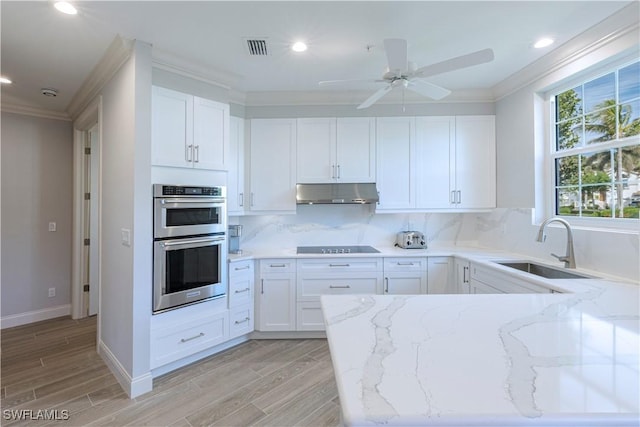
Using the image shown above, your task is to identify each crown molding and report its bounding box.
[492,2,640,100]
[66,35,134,120]
[1,102,71,121]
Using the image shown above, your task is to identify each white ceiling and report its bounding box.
[0,1,634,115]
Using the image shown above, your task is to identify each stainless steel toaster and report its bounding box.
[395,231,427,249]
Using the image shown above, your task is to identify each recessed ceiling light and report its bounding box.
[292,41,307,53]
[534,38,554,49]
[54,2,78,15]
[0,77,12,84]
[41,88,58,97]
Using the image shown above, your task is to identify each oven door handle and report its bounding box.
[159,198,225,205]
[159,236,225,249]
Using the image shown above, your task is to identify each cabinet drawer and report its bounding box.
[383,257,427,272]
[150,311,228,369]
[298,275,381,300]
[297,257,382,272]
[229,260,254,277]
[260,259,296,273]
[229,275,253,308]
[229,305,254,338]
[471,263,552,294]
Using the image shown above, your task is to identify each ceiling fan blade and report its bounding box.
[318,78,382,86]
[384,38,408,76]
[412,48,494,79]
[357,85,393,109]
[407,79,451,100]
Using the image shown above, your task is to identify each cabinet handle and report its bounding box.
[450,190,456,204]
[186,144,193,162]
[329,285,351,289]
[239,192,244,207]
[234,288,251,294]
[384,277,389,293]
[180,332,204,343]
[457,190,461,204]
[251,193,255,207]
[396,262,414,266]
[463,266,469,283]
[261,279,264,294]
[194,145,200,163]
[336,164,341,179]
[234,265,250,271]
[234,317,250,325]
[329,263,350,267]
[377,192,380,205]
[332,165,336,179]
[269,264,286,268]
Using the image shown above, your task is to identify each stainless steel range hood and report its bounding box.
[296,183,379,205]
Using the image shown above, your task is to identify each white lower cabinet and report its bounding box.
[455,258,471,294]
[470,263,553,294]
[296,258,383,331]
[427,257,454,294]
[150,301,229,369]
[228,259,254,339]
[256,259,297,331]
[383,257,427,294]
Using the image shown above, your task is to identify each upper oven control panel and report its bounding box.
[153,184,225,198]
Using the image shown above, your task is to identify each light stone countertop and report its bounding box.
[321,279,639,426]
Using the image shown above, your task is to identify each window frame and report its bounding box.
[546,59,640,232]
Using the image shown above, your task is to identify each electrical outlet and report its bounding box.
[48,222,57,232]
[48,287,56,298]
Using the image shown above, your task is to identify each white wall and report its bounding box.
[98,40,153,396]
[1,112,73,325]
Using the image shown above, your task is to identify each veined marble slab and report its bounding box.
[321,285,640,426]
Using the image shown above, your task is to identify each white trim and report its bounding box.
[98,340,153,399]
[0,305,71,329]
[67,36,133,120]
[0,103,71,121]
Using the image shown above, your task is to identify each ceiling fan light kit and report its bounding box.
[320,38,495,109]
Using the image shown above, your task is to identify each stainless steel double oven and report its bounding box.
[153,184,227,313]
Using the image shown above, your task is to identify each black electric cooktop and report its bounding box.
[296,245,380,255]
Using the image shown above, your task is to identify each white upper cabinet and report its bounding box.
[376,117,415,210]
[415,115,496,209]
[415,116,454,209]
[151,86,229,171]
[454,116,496,209]
[249,119,297,213]
[296,117,376,183]
[227,116,245,216]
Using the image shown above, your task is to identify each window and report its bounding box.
[551,60,640,221]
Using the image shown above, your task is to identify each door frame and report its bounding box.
[71,96,102,319]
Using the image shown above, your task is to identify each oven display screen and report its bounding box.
[166,207,220,227]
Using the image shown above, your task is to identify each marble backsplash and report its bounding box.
[231,206,639,282]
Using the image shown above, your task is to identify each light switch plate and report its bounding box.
[121,228,131,247]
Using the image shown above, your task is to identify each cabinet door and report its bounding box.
[228,116,245,215]
[376,117,415,210]
[249,119,297,212]
[454,116,496,208]
[296,118,336,183]
[336,117,376,183]
[152,86,192,168]
[415,117,455,208]
[427,257,453,294]
[383,273,426,294]
[193,97,229,170]
[257,274,296,331]
[470,279,504,294]
[455,259,471,294]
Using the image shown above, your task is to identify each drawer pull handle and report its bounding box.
[329,285,351,289]
[270,264,286,268]
[235,288,250,294]
[396,262,415,266]
[329,264,350,267]
[235,265,251,271]
[180,332,204,343]
[235,317,250,325]
[385,277,389,293]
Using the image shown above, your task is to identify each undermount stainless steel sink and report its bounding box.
[493,261,594,279]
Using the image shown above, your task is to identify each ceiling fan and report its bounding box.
[319,39,494,109]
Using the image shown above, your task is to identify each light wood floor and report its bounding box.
[1,316,341,426]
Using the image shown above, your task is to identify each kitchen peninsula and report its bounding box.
[321,278,640,426]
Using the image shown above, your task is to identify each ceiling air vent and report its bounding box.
[245,38,269,56]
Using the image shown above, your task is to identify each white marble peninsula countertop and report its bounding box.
[321,281,640,426]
